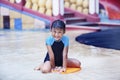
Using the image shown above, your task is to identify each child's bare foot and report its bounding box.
[34,66,41,70]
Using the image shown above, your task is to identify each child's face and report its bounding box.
[51,28,65,41]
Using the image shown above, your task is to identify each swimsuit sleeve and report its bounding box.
[62,36,69,47]
[46,36,54,46]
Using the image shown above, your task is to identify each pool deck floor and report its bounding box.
[0,30,120,80]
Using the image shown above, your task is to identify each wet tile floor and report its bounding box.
[0,30,120,80]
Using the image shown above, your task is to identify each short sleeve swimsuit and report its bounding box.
[44,35,69,66]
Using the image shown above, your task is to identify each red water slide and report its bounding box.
[100,0,120,19]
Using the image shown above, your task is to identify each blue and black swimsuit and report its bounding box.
[44,35,69,66]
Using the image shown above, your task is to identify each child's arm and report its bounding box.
[46,45,55,68]
[62,46,69,71]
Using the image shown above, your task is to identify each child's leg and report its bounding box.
[41,61,51,73]
[67,58,81,68]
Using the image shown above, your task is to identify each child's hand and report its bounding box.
[59,67,66,73]
[50,59,55,68]
[52,66,66,73]
[53,66,62,71]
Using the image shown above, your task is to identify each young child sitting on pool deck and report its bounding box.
[34,20,81,73]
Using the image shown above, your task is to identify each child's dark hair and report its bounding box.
[51,20,66,32]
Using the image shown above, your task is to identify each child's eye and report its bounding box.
[59,32,62,33]
[54,31,56,33]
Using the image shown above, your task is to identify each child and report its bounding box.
[35,20,81,73]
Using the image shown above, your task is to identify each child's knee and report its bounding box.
[75,60,81,68]
[78,61,81,65]
[41,67,51,73]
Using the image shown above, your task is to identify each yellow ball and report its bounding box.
[70,3,77,10]
[31,0,38,3]
[46,0,52,9]
[25,1,32,9]
[83,8,89,14]
[64,0,69,2]
[27,0,31,2]
[82,0,89,8]
[32,3,38,11]
[10,0,15,3]
[64,1,70,8]
[76,0,83,6]
[77,6,83,12]
[46,9,52,16]
[38,7,46,14]
[70,0,76,3]
[38,0,46,7]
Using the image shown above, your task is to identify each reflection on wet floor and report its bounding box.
[0,30,120,80]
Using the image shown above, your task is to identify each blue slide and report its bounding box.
[75,28,120,50]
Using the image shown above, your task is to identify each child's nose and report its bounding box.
[55,33,59,36]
